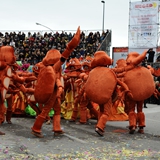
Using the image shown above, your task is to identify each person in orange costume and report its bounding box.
[27,62,51,124]
[75,56,99,124]
[6,61,36,117]
[0,46,16,125]
[112,51,156,134]
[113,59,130,115]
[0,46,35,130]
[82,51,132,136]
[0,46,30,124]
[63,57,82,122]
[31,26,80,138]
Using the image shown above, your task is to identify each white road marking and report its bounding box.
[63,133,88,144]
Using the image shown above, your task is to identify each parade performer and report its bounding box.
[75,56,99,124]
[112,51,155,134]
[31,26,80,138]
[27,62,51,124]
[0,46,35,128]
[81,51,132,136]
[62,57,82,121]
[8,62,36,116]
[0,46,15,125]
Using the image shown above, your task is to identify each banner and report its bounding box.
[129,1,159,25]
[129,1,159,48]
[128,25,158,48]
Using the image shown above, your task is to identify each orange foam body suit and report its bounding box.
[0,46,16,124]
[84,51,131,136]
[76,56,99,123]
[63,57,82,121]
[31,27,80,137]
[113,51,155,134]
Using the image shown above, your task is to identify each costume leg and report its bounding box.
[31,92,56,137]
[137,101,145,134]
[128,111,137,134]
[127,100,137,134]
[31,115,46,138]
[87,101,99,120]
[79,98,88,124]
[53,98,64,134]
[70,97,79,121]
[0,98,6,124]
[6,95,13,124]
[95,98,112,136]
[124,100,130,115]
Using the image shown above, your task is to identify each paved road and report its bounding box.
[107,104,160,136]
[0,104,160,160]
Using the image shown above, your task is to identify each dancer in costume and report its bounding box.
[112,51,156,134]
[62,57,82,121]
[75,56,99,124]
[81,51,132,136]
[8,63,36,117]
[0,46,35,126]
[27,62,52,124]
[31,26,80,138]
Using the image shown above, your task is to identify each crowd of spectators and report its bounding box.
[0,29,110,65]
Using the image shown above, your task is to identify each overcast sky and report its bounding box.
[0,0,139,47]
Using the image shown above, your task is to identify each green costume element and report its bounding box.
[25,105,54,117]
[16,61,22,67]
[25,105,36,116]
[27,65,33,72]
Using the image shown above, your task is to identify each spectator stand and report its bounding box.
[0,29,111,65]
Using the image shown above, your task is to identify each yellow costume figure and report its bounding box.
[61,90,74,119]
[108,99,128,121]
[12,91,27,115]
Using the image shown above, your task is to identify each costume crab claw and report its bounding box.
[62,26,80,59]
[67,26,80,51]
[129,50,147,66]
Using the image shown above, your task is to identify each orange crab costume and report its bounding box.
[75,56,99,124]
[83,51,132,136]
[6,62,36,118]
[112,51,155,134]
[63,57,82,122]
[27,62,51,124]
[0,46,35,134]
[106,59,129,121]
[31,26,80,138]
[0,46,16,125]
[61,57,82,120]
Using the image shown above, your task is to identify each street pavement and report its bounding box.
[0,103,160,160]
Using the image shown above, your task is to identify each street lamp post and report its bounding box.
[36,22,54,33]
[101,1,105,32]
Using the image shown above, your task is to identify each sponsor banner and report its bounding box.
[129,1,159,49]
[130,1,159,25]
[128,24,158,48]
